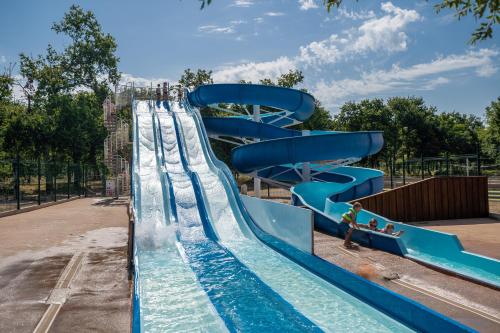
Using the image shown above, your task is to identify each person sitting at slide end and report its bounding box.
[341,202,362,248]
[382,223,404,237]
[360,218,380,232]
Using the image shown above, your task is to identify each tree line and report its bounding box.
[1,5,499,178]
[179,68,500,169]
[0,5,119,171]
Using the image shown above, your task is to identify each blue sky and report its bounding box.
[0,0,498,117]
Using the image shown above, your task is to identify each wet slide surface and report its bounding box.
[155,107,321,332]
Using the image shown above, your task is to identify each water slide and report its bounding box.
[189,83,500,289]
[131,95,474,331]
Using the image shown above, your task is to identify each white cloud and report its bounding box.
[351,2,421,53]
[298,0,318,10]
[337,8,376,20]
[213,57,295,83]
[212,2,422,84]
[120,73,174,87]
[230,20,247,25]
[198,25,235,34]
[264,12,285,17]
[299,2,420,66]
[0,55,6,63]
[312,49,499,108]
[254,17,264,23]
[230,0,254,7]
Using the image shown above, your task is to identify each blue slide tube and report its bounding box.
[188,83,315,121]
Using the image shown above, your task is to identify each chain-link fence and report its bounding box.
[0,159,109,213]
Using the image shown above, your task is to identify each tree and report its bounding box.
[179,68,214,90]
[323,0,498,44]
[52,5,120,101]
[199,0,498,43]
[482,97,500,159]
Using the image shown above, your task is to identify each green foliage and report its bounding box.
[0,75,13,102]
[482,97,500,159]
[323,0,498,43]
[0,5,119,165]
[179,68,214,91]
[333,96,485,164]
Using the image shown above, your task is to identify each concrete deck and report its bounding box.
[314,218,500,333]
[0,198,130,333]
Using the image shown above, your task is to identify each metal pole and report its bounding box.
[67,160,70,199]
[78,162,81,197]
[390,155,393,189]
[53,160,57,202]
[253,104,261,198]
[83,165,87,198]
[302,130,311,182]
[102,165,106,197]
[477,143,481,175]
[37,158,41,205]
[446,152,450,176]
[15,154,20,210]
[466,157,469,177]
[402,154,406,185]
[421,154,424,180]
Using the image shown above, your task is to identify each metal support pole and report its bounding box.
[37,158,41,205]
[102,165,106,197]
[15,154,20,210]
[466,158,469,177]
[477,143,481,176]
[445,152,450,176]
[253,104,261,198]
[67,160,70,199]
[53,160,57,202]
[421,154,424,180]
[302,130,311,182]
[402,154,406,185]
[83,165,87,198]
[390,155,393,189]
[77,162,81,197]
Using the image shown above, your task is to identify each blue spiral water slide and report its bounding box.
[188,83,500,289]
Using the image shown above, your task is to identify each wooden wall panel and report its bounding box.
[351,177,489,222]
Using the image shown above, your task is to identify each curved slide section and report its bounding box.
[325,201,500,289]
[232,131,383,174]
[188,83,315,121]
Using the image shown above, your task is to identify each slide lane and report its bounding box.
[132,102,226,333]
[154,105,322,332]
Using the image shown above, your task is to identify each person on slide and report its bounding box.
[341,202,362,248]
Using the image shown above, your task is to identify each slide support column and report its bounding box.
[253,105,261,198]
[302,130,311,182]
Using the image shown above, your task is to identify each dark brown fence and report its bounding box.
[351,177,489,222]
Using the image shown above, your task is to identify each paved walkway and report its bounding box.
[314,218,500,333]
[0,198,130,333]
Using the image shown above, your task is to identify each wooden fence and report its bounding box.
[351,177,489,222]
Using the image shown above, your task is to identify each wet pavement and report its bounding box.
[0,198,130,333]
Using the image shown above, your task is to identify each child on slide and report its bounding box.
[341,202,362,248]
[382,223,404,237]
